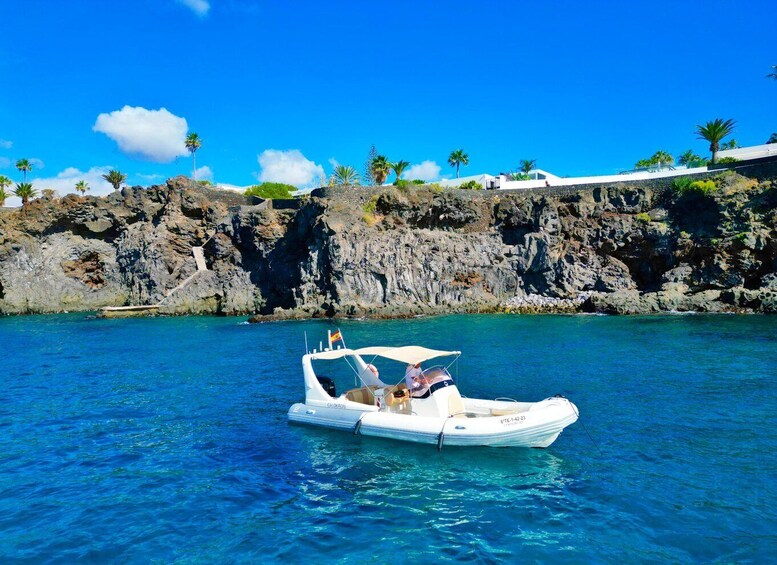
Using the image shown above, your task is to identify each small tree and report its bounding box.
[15,159,32,182]
[370,155,392,184]
[634,150,674,170]
[186,133,202,179]
[102,169,127,191]
[678,150,705,167]
[696,118,736,164]
[75,180,90,195]
[721,139,739,151]
[392,160,410,183]
[14,182,38,205]
[767,133,777,145]
[364,145,378,186]
[333,165,360,186]
[520,159,537,175]
[448,149,469,178]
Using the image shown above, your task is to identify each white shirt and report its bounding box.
[405,366,423,390]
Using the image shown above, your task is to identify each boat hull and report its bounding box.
[288,397,578,448]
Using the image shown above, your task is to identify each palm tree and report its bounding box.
[75,180,90,195]
[0,174,11,198]
[392,160,410,182]
[767,133,777,144]
[333,165,360,186]
[16,159,32,182]
[448,149,469,178]
[696,118,736,164]
[678,150,704,167]
[0,182,9,207]
[652,150,674,169]
[185,133,202,179]
[102,169,127,191]
[14,182,37,205]
[370,155,392,184]
[520,159,537,175]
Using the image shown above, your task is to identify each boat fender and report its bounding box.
[437,431,444,451]
[354,414,365,435]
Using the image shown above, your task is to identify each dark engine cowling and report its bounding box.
[317,376,336,397]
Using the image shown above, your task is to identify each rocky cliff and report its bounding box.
[1,167,776,317]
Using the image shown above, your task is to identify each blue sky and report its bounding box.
[1,0,775,197]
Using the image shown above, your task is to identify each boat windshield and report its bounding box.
[422,366,453,384]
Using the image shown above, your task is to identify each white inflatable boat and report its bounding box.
[288,338,579,449]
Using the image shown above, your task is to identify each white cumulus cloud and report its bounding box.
[29,158,45,170]
[403,160,441,181]
[257,149,324,187]
[93,106,189,163]
[194,165,213,180]
[177,0,210,16]
[0,139,12,149]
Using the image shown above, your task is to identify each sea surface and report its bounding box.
[0,313,775,563]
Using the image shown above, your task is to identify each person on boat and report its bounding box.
[405,363,428,396]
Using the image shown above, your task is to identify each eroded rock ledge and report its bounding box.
[1,166,775,318]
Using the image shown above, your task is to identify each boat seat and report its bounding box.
[448,390,466,417]
[384,384,409,407]
[345,386,378,405]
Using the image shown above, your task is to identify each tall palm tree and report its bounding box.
[333,165,360,186]
[370,155,392,184]
[102,169,127,191]
[185,133,202,179]
[14,182,37,205]
[696,118,736,164]
[16,159,32,182]
[652,150,674,169]
[520,159,537,175]
[75,180,90,195]
[448,149,469,178]
[392,160,410,182]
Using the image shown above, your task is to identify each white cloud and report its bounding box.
[328,157,340,169]
[177,0,210,16]
[0,139,12,149]
[257,149,325,187]
[194,165,213,180]
[29,158,45,170]
[93,105,189,163]
[403,160,441,181]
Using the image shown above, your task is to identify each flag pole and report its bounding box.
[327,330,332,350]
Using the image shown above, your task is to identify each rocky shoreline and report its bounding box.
[1,163,776,318]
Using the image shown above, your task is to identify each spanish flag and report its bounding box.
[330,330,342,343]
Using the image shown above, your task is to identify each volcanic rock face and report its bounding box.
[0,169,775,317]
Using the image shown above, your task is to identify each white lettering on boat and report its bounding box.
[326,403,346,409]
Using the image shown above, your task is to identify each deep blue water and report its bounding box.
[0,313,775,562]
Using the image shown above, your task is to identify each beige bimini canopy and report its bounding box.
[310,346,460,365]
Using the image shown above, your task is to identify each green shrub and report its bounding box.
[411,179,425,185]
[459,180,482,190]
[634,212,651,224]
[716,156,739,164]
[672,176,694,192]
[363,195,378,214]
[245,182,296,199]
[673,177,716,196]
[198,180,214,186]
[688,180,717,195]
[427,183,443,193]
[394,179,414,189]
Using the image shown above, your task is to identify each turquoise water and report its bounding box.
[1,313,775,562]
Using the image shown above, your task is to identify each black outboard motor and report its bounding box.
[317,376,336,397]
